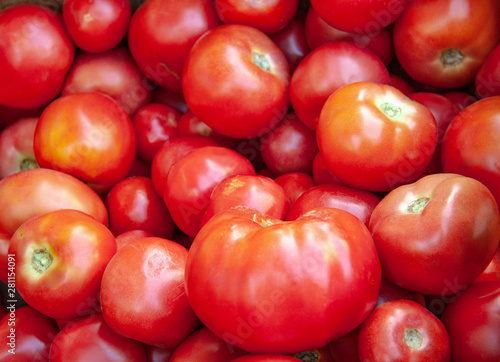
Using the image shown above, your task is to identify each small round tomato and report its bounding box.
[358,300,451,361]
[8,209,117,320]
[317,81,437,192]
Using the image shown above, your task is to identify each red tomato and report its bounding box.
[231,356,300,362]
[442,91,477,112]
[475,247,500,283]
[182,24,291,139]
[128,0,221,93]
[369,173,500,295]
[260,113,319,175]
[389,73,415,96]
[115,230,155,251]
[310,0,410,33]
[164,146,256,237]
[441,281,500,361]
[215,0,298,34]
[317,81,437,192]
[145,344,176,362]
[185,207,381,354]
[8,209,117,320]
[34,92,136,193]
[152,87,189,114]
[290,42,390,130]
[106,176,176,239]
[132,103,181,163]
[49,313,146,361]
[0,229,10,284]
[170,327,248,361]
[0,4,75,109]
[441,96,500,207]
[100,237,199,348]
[475,42,500,98]
[393,0,500,89]
[292,344,334,362]
[62,0,131,53]
[0,168,108,236]
[358,300,451,361]
[0,306,59,361]
[0,117,38,179]
[311,153,343,186]
[274,172,316,206]
[61,46,153,117]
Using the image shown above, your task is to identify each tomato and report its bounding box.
[128,0,221,93]
[145,344,176,362]
[100,237,199,348]
[369,173,500,295]
[164,146,256,238]
[475,42,500,98]
[310,0,410,34]
[0,4,75,109]
[34,92,136,193]
[62,0,131,53]
[0,103,44,131]
[49,313,146,361]
[8,209,117,320]
[358,300,451,361]
[132,103,181,163]
[152,86,189,114]
[317,81,437,192]
[290,42,390,130]
[441,281,500,361]
[475,247,500,283]
[259,113,319,175]
[274,172,316,206]
[0,306,59,361]
[311,152,343,186]
[0,230,10,284]
[393,0,500,89]
[231,356,300,362]
[106,176,176,239]
[61,46,153,117]
[292,344,334,362]
[182,24,291,139]
[170,327,248,362]
[0,117,38,179]
[442,91,477,112]
[441,96,500,207]
[215,0,298,35]
[286,183,380,227]
[114,229,155,251]
[185,207,381,354]
[0,168,108,236]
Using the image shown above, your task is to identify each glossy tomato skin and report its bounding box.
[185,207,382,354]
[475,247,500,283]
[8,209,117,320]
[62,0,131,53]
[182,24,291,139]
[100,237,199,348]
[274,172,316,206]
[164,146,256,238]
[290,42,390,130]
[441,96,500,207]
[106,176,176,239]
[311,152,343,186]
[393,0,500,89]
[49,313,146,362]
[0,168,108,236]
[0,306,59,362]
[369,173,500,295]
[475,42,500,98]
[0,4,75,109]
[34,92,136,193]
[128,0,221,93]
[440,281,500,361]
[358,300,451,361]
[317,81,437,192]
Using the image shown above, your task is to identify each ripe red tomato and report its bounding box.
[393,0,500,89]
[274,172,316,206]
[0,4,75,109]
[9,209,117,320]
[316,81,437,192]
[358,300,451,361]
[182,24,291,139]
[34,92,136,193]
[100,237,199,348]
[369,173,500,295]
[185,207,381,354]
[62,0,131,53]
[475,42,500,98]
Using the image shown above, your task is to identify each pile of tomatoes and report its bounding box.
[0,0,499,361]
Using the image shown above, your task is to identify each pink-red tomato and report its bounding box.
[0,4,75,109]
[475,42,500,98]
[128,0,221,93]
[290,42,390,130]
[182,24,291,139]
[62,0,131,53]
[100,237,199,348]
[311,152,343,186]
[114,230,155,251]
[475,247,500,283]
[369,173,500,295]
[8,209,117,320]
[393,0,500,89]
[317,81,437,192]
[274,172,316,206]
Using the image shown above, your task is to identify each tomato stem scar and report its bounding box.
[32,248,53,273]
[440,49,465,68]
[252,52,271,72]
[407,197,430,213]
[19,158,39,171]
[404,328,423,349]
[379,102,402,119]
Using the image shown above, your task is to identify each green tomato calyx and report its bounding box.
[252,52,271,72]
[407,196,430,213]
[379,102,402,119]
[32,248,53,274]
